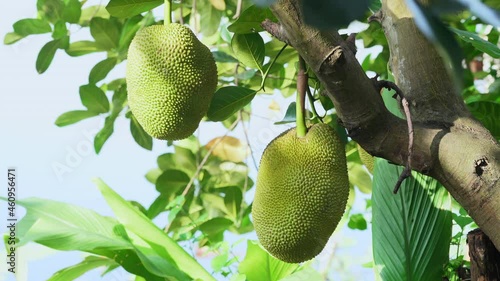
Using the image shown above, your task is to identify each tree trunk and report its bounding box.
[468,229,500,281]
[266,0,500,249]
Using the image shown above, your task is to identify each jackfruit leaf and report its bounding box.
[62,0,82,24]
[52,21,68,39]
[147,193,169,219]
[118,15,145,51]
[347,162,372,194]
[302,0,371,29]
[55,110,100,127]
[209,0,226,10]
[199,218,234,235]
[129,114,153,150]
[231,33,265,71]
[4,32,25,45]
[13,18,51,36]
[37,0,65,22]
[106,0,162,18]
[80,5,110,26]
[80,84,110,114]
[224,186,243,218]
[47,256,117,281]
[227,5,277,34]
[66,40,106,56]
[205,136,249,162]
[198,0,224,36]
[157,152,196,176]
[89,57,118,84]
[372,159,452,281]
[274,102,296,124]
[239,240,299,281]
[207,86,257,121]
[155,169,190,196]
[236,69,258,80]
[94,115,115,153]
[467,101,500,140]
[36,39,61,74]
[279,267,323,281]
[94,178,217,281]
[212,51,239,63]
[90,17,120,50]
[451,28,500,58]
[348,213,368,230]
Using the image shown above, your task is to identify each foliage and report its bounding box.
[3,0,500,280]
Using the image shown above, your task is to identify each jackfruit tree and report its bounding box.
[3,0,500,280]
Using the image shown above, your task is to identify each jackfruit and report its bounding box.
[253,123,349,263]
[357,144,374,173]
[126,23,217,140]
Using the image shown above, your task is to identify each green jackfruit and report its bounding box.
[253,123,349,263]
[357,144,375,173]
[126,23,217,140]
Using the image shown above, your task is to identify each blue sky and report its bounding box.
[0,2,375,280]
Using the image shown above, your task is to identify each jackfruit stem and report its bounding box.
[164,0,172,25]
[296,56,307,137]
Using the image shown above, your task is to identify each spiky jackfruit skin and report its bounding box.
[357,144,375,173]
[253,123,349,263]
[126,23,217,140]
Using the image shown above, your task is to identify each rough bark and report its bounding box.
[267,0,500,249]
[467,229,500,280]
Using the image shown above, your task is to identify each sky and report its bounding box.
[0,1,375,280]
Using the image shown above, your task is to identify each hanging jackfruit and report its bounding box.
[357,144,375,173]
[126,23,217,140]
[253,123,349,263]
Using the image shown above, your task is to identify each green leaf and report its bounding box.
[348,214,368,230]
[129,114,153,150]
[279,267,323,281]
[348,162,373,193]
[94,115,115,153]
[302,0,371,29]
[4,32,25,45]
[147,193,169,219]
[90,17,120,50]
[62,0,82,23]
[467,101,500,140]
[239,240,299,281]
[451,28,500,58]
[89,58,118,84]
[47,256,117,281]
[372,159,452,281]
[80,84,110,113]
[197,0,223,36]
[224,186,242,218]
[13,18,51,36]
[52,20,68,39]
[198,218,233,235]
[55,110,100,126]
[118,15,145,51]
[155,169,190,196]
[157,148,197,176]
[36,39,60,74]
[106,0,163,18]
[207,86,257,121]
[66,40,106,56]
[80,5,110,26]
[93,178,217,281]
[37,0,65,23]
[227,5,277,34]
[212,51,239,63]
[231,33,265,70]
[274,102,296,125]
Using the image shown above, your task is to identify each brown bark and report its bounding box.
[266,0,500,249]
[467,229,500,280]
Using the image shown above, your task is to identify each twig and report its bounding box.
[233,0,243,19]
[375,80,414,194]
[239,111,259,170]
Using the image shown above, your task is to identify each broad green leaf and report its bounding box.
[62,0,82,23]
[80,84,110,113]
[155,169,190,196]
[224,186,243,218]
[147,193,169,219]
[37,0,65,23]
[227,5,277,34]
[372,159,452,281]
[212,51,239,63]
[279,267,323,281]
[118,15,144,51]
[451,28,500,58]
[157,148,197,176]
[197,0,223,36]
[13,18,51,36]
[47,256,117,281]
[207,86,257,121]
[52,20,68,39]
[348,213,368,230]
[274,102,296,125]
[4,32,25,45]
[302,0,370,29]
[66,41,106,56]
[36,39,60,74]
[89,57,118,84]
[467,101,500,140]
[239,240,299,281]
[129,114,153,150]
[90,17,120,50]
[231,33,265,70]
[94,178,217,281]
[94,115,115,153]
[198,218,234,235]
[80,5,110,26]
[55,110,100,126]
[106,0,163,18]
